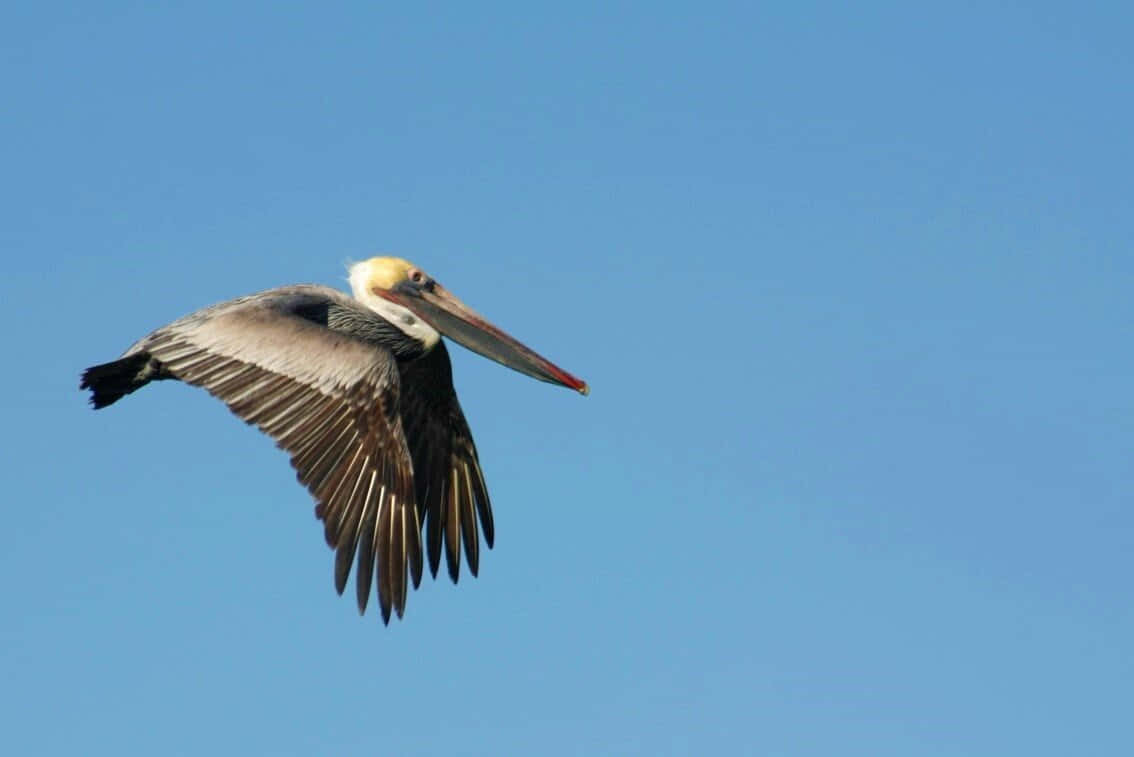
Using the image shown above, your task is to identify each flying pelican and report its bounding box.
[80,257,587,623]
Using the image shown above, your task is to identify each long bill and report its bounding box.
[399,284,589,395]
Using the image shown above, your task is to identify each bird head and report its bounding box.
[349,256,588,395]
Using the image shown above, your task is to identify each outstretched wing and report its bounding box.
[136,287,422,623]
[398,341,495,583]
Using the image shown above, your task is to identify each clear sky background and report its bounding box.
[3,3,1132,755]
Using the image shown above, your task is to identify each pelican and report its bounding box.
[80,257,587,623]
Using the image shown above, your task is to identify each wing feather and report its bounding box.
[460,462,480,576]
[354,486,379,613]
[398,341,494,585]
[376,491,394,623]
[444,467,462,581]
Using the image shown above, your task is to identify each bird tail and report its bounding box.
[80,353,156,409]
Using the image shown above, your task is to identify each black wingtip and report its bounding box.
[79,367,119,409]
[355,573,371,615]
[445,545,460,584]
[333,546,353,597]
[79,353,152,409]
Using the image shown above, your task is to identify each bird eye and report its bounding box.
[410,270,425,284]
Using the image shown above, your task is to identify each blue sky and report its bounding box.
[3,2,1132,755]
